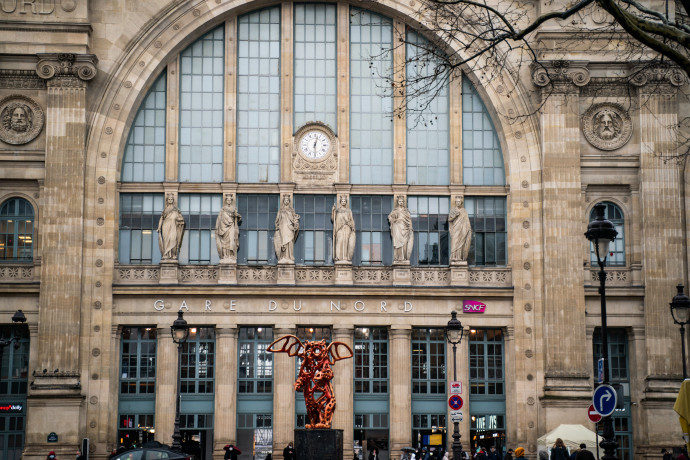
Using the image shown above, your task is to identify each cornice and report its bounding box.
[0,21,92,34]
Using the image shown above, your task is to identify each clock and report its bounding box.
[299,130,331,160]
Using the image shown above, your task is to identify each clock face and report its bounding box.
[299,130,331,160]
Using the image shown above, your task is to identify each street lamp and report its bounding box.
[585,203,618,460]
[170,311,189,452]
[0,310,27,376]
[670,284,690,379]
[445,310,464,460]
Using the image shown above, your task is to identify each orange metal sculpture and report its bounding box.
[267,335,353,429]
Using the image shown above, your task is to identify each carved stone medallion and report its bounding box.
[0,95,44,145]
[581,103,632,151]
[292,122,338,185]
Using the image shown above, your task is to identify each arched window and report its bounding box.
[589,202,625,267]
[0,198,34,262]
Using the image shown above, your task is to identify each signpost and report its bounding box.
[448,395,463,411]
[592,384,617,417]
[587,404,602,423]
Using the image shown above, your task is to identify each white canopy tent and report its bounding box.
[537,424,599,450]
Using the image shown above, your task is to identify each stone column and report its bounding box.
[531,62,591,396]
[154,326,178,446]
[389,327,412,454]
[631,66,686,389]
[22,53,97,459]
[214,327,239,457]
[273,327,297,459]
[332,327,354,460]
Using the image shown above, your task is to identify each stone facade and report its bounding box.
[0,1,687,460]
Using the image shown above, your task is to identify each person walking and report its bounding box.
[224,444,242,460]
[487,446,501,460]
[662,449,673,460]
[550,438,569,460]
[283,442,296,460]
[514,448,525,459]
[369,448,380,460]
[47,452,58,460]
[503,449,513,460]
[575,444,595,460]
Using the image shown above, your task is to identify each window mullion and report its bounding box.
[166,58,179,182]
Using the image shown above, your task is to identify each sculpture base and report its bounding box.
[277,263,295,285]
[159,261,178,284]
[218,263,237,284]
[392,265,411,286]
[450,261,468,285]
[334,263,353,285]
[295,429,343,460]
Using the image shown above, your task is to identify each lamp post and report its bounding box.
[585,203,618,460]
[170,311,189,452]
[670,284,690,379]
[0,310,27,374]
[445,311,464,460]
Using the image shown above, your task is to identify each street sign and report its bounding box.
[598,358,605,384]
[448,395,463,410]
[587,404,602,423]
[47,432,58,443]
[450,410,463,423]
[450,381,462,394]
[592,384,617,417]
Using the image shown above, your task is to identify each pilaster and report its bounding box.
[154,326,177,447]
[532,61,591,394]
[214,327,239,456]
[273,327,297,459]
[389,327,412,454]
[332,327,354,459]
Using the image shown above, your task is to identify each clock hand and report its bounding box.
[311,138,318,152]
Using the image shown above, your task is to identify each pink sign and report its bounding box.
[463,300,486,313]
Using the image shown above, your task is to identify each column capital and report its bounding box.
[36,53,98,82]
[531,60,590,91]
[629,63,686,89]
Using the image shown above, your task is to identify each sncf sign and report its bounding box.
[463,300,486,313]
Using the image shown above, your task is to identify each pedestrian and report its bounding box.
[575,443,595,460]
[369,448,380,460]
[662,449,673,460]
[514,448,525,459]
[504,449,513,460]
[266,454,273,460]
[224,444,242,460]
[76,449,85,460]
[569,446,578,460]
[283,442,296,460]
[550,438,569,460]
[539,452,549,460]
[488,446,501,460]
[47,452,58,460]
[678,448,688,460]
[109,448,118,459]
[476,447,487,460]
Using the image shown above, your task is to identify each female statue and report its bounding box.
[331,195,356,263]
[274,195,300,263]
[215,194,242,262]
[449,195,472,262]
[388,195,414,262]
[157,193,185,260]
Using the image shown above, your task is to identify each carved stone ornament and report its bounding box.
[629,64,686,87]
[0,95,45,145]
[36,53,98,81]
[581,103,633,151]
[531,60,591,88]
[292,122,338,184]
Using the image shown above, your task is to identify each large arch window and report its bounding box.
[589,202,625,267]
[0,198,34,262]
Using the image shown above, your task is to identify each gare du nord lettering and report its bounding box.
[152,298,416,313]
[1,0,56,14]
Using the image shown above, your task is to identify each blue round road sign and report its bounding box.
[448,395,463,410]
[592,384,617,417]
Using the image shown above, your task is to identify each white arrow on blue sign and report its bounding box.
[592,384,617,417]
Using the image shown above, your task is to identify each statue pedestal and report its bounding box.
[218,262,237,284]
[334,262,353,285]
[392,262,411,286]
[450,261,469,286]
[159,260,178,284]
[277,263,295,285]
[295,429,343,460]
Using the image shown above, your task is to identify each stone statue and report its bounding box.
[331,195,356,263]
[449,195,472,262]
[593,109,621,141]
[5,105,31,133]
[157,193,185,260]
[274,195,300,263]
[215,194,242,263]
[267,335,353,429]
[388,195,414,263]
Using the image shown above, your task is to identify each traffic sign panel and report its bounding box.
[592,384,617,417]
[587,404,602,423]
[448,395,463,410]
[450,410,463,423]
[450,381,462,394]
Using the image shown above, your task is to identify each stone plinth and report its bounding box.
[295,429,343,460]
[450,261,468,285]
[218,263,237,284]
[277,263,295,285]
[392,264,411,286]
[159,261,179,284]
[334,262,353,285]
